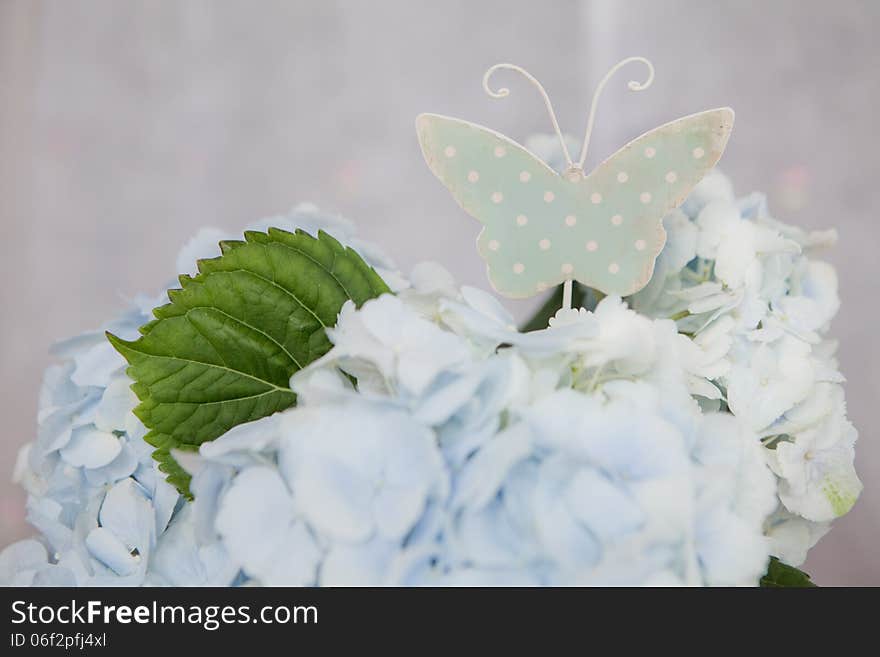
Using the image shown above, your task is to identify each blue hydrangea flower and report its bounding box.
[2,174,859,585]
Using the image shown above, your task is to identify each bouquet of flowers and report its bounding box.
[1,163,860,587]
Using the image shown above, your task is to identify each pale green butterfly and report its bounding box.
[416,58,733,300]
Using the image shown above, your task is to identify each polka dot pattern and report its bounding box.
[416,107,733,299]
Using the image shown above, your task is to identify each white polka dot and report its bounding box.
[640,192,652,204]
[611,214,623,226]
[494,146,507,158]
[665,171,677,183]
[513,263,525,274]
[516,214,528,226]
[561,263,573,275]
[590,192,602,204]
[586,240,598,252]
[467,170,479,183]
[608,263,620,274]
[519,171,531,182]
[635,239,646,251]
[544,191,555,203]
[539,238,551,251]
[488,240,500,251]
[644,147,656,158]
[491,192,503,204]
[444,145,456,158]
[617,171,629,183]
[536,282,548,292]
[692,147,705,159]
[565,214,577,227]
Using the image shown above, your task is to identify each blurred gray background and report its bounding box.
[1,0,877,585]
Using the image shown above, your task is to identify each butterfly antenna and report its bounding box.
[483,63,574,169]
[577,57,655,168]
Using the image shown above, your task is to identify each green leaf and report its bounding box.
[107,228,390,496]
[760,557,818,587]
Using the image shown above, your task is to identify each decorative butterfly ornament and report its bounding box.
[416,57,733,307]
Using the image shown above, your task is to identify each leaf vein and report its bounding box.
[185,306,304,370]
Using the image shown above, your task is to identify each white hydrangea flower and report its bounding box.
[278,402,448,544]
[321,295,473,398]
[255,289,774,586]
[691,413,776,585]
[771,399,861,521]
[4,173,860,586]
[215,466,320,586]
[763,508,830,567]
[630,168,860,560]
[727,336,815,432]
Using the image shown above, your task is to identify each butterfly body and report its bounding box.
[417,108,733,298]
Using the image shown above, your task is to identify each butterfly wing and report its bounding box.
[573,108,734,296]
[417,113,569,298]
[416,109,734,299]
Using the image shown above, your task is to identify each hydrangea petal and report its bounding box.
[60,426,122,469]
